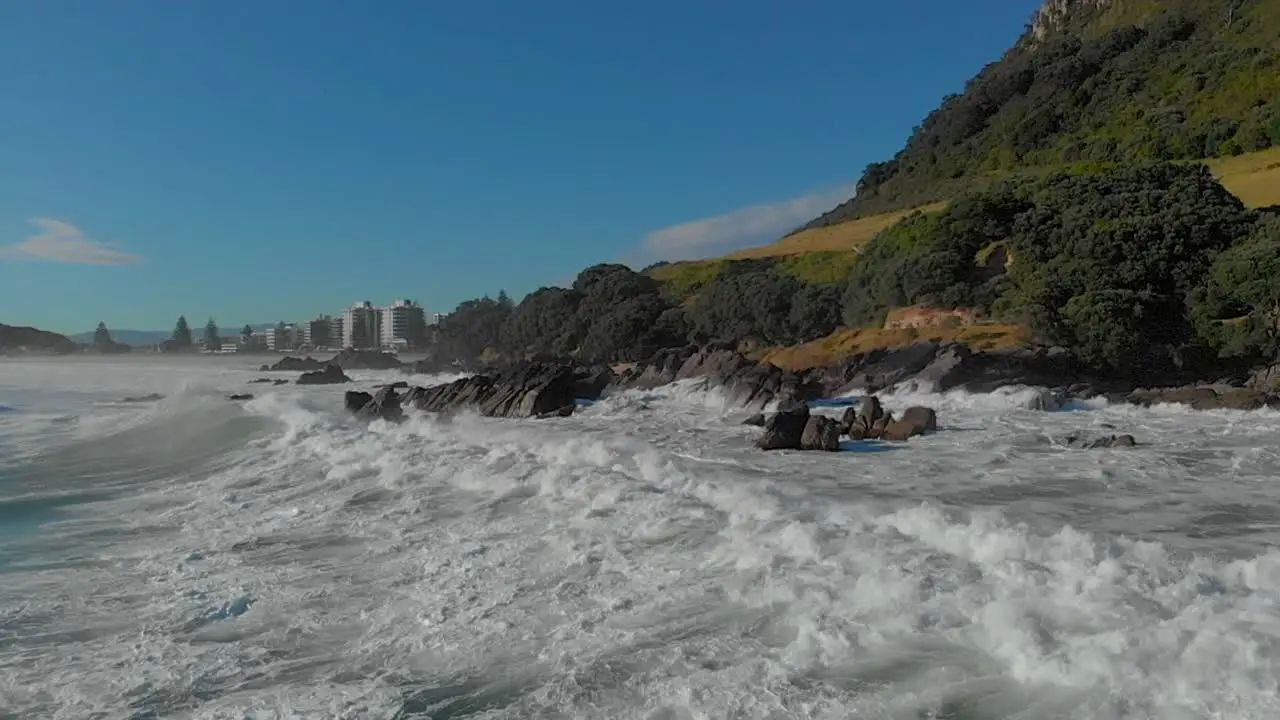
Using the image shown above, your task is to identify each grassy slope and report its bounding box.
[757,323,1031,371]
[645,147,1280,367]
[1206,147,1280,209]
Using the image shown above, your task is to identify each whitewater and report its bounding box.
[1,356,1278,720]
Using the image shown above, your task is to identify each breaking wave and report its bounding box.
[1,357,1278,719]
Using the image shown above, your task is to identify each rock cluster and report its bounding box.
[755,395,939,452]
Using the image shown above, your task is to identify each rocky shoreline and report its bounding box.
[261,340,1280,417]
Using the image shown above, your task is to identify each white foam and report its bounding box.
[1,356,1279,718]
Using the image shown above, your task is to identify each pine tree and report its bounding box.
[172,315,193,347]
[497,289,513,308]
[204,318,220,351]
[93,321,113,350]
[241,324,253,337]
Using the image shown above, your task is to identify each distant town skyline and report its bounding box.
[71,297,446,348]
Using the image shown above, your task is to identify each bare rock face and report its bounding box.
[1030,0,1111,42]
[800,415,841,452]
[757,403,811,451]
[404,362,588,419]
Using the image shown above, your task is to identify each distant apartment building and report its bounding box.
[343,301,381,350]
[301,314,342,350]
[263,323,301,352]
[379,299,425,350]
[431,312,447,326]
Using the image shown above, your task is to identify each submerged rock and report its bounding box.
[121,393,164,403]
[297,365,351,385]
[227,393,254,401]
[1064,433,1138,449]
[742,413,767,427]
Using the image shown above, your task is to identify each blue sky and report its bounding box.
[0,0,1042,334]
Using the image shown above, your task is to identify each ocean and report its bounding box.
[1,355,1278,719]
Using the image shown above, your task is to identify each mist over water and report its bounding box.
[1,356,1278,719]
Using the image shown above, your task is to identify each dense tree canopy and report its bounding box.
[801,2,1280,224]
[432,162,1275,377]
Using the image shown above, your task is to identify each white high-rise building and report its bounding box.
[343,301,381,349]
[379,299,425,350]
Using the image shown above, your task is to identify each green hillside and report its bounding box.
[802,0,1280,227]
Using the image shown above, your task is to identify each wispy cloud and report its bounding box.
[0,218,144,266]
[637,183,856,262]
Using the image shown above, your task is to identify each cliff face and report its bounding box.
[798,0,1280,227]
[1029,0,1113,41]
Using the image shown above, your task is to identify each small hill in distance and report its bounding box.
[0,323,76,355]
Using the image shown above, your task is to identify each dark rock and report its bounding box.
[374,380,410,390]
[344,391,373,414]
[355,386,405,422]
[742,413,766,427]
[1066,433,1138,449]
[248,378,274,384]
[227,393,254,401]
[121,393,164,403]
[843,395,885,437]
[571,365,615,400]
[261,356,325,372]
[405,362,585,418]
[327,348,403,371]
[1127,385,1279,411]
[297,365,351,385]
[881,406,938,442]
[756,403,810,451]
[1249,362,1280,395]
[536,404,576,419]
[273,379,288,386]
[800,415,841,452]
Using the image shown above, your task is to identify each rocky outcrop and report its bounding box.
[822,341,1091,396]
[347,387,405,422]
[297,365,351,385]
[754,394,938,451]
[612,345,823,410]
[1126,385,1280,411]
[757,403,811,451]
[402,362,594,418]
[1248,362,1280,396]
[261,356,326,372]
[327,348,403,371]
